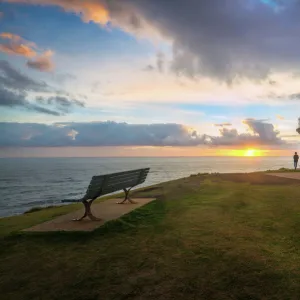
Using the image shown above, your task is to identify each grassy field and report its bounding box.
[1,172,300,299]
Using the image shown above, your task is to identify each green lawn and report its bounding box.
[1,173,300,299]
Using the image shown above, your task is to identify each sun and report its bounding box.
[244,149,257,157]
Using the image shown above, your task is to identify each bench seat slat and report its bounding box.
[98,170,141,180]
[100,169,145,179]
[104,176,140,187]
[104,172,141,183]
[104,168,149,179]
[104,174,147,187]
[104,170,149,186]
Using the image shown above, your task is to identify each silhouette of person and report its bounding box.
[293,152,299,170]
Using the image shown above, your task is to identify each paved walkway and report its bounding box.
[24,198,156,232]
[266,172,300,181]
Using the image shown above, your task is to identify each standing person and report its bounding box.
[293,152,299,170]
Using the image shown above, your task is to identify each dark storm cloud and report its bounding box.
[0,119,286,147]
[99,0,300,81]
[120,0,300,81]
[7,1,300,82]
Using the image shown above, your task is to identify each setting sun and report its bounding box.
[244,149,257,157]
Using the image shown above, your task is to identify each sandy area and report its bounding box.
[23,198,156,232]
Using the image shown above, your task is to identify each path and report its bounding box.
[267,172,300,181]
[24,198,156,232]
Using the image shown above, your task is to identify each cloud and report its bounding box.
[53,73,77,84]
[209,119,285,146]
[156,52,165,73]
[91,80,101,92]
[0,31,54,71]
[7,0,300,82]
[145,52,166,73]
[5,0,110,24]
[0,60,85,115]
[0,43,37,57]
[0,60,48,92]
[0,86,61,116]
[0,122,207,147]
[0,31,37,57]
[36,95,85,113]
[288,93,300,100]
[0,85,27,107]
[127,0,300,82]
[214,123,232,127]
[276,115,285,120]
[0,119,288,147]
[244,119,283,144]
[144,64,155,72]
[0,32,21,41]
[27,50,54,72]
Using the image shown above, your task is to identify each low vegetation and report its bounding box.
[1,172,300,299]
[265,167,300,173]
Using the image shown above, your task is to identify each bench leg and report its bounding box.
[73,199,101,221]
[117,187,137,204]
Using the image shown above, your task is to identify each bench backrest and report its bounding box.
[83,168,150,200]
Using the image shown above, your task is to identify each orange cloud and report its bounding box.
[27,50,54,72]
[276,115,285,120]
[0,32,22,41]
[0,43,37,57]
[4,1,159,39]
[0,31,54,71]
[5,0,110,24]
[0,31,37,57]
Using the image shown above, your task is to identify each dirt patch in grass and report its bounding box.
[215,172,300,185]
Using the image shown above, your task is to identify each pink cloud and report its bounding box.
[27,50,54,72]
[0,43,37,57]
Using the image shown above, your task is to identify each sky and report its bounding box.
[0,0,300,157]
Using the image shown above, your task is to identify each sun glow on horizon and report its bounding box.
[219,148,268,157]
[244,149,264,157]
[245,149,256,156]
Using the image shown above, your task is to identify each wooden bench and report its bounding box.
[62,168,150,221]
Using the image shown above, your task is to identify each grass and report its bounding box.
[1,173,300,299]
[265,167,300,173]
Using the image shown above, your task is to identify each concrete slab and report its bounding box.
[266,172,300,181]
[23,198,156,232]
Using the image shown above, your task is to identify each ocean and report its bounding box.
[0,156,292,218]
